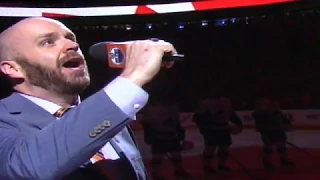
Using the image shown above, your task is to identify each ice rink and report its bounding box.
[133,128,320,179]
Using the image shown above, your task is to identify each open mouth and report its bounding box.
[62,58,84,68]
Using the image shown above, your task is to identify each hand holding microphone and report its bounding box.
[89,38,183,87]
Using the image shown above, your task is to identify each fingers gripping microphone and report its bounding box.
[88,41,184,68]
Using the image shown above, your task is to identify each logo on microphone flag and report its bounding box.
[109,48,124,65]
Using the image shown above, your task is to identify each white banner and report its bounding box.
[0,0,295,17]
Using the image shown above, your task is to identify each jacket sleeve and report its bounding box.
[0,88,147,180]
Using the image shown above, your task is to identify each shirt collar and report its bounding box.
[18,93,81,115]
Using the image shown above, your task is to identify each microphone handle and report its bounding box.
[163,53,184,62]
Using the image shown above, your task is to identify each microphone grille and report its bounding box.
[88,42,109,62]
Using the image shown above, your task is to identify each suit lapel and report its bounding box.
[109,139,122,153]
[126,126,150,180]
[1,92,56,129]
[113,127,150,180]
[126,125,138,146]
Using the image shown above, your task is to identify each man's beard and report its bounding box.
[15,58,90,95]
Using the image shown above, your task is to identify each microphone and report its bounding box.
[88,42,184,68]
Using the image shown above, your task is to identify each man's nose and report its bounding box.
[64,39,79,52]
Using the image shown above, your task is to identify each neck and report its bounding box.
[14,85,78,107]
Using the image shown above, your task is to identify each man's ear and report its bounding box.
[0,60,25,79]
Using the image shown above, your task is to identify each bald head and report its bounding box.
[0,16,89,97]
[0,17,68,62]
[0,19,21,62]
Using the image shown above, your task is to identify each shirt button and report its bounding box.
[134,104,140,109]
[114,138,120,143]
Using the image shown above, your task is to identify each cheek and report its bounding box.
[28,50,59,67]
[42,54,60,68]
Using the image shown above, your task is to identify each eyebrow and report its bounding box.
[36,32,56,40]
[35,31,76,42]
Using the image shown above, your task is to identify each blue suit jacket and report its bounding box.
[0,90,145,180]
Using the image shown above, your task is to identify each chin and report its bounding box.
[64,82,90,95]
[68,76,90,86]
[69,72,90,80]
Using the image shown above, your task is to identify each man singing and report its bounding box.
[0,17,177,180]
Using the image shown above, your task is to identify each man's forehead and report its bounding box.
[19,17,67,28]
[14,17,72,37]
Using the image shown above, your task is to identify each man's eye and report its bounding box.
[41,39,55,46]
